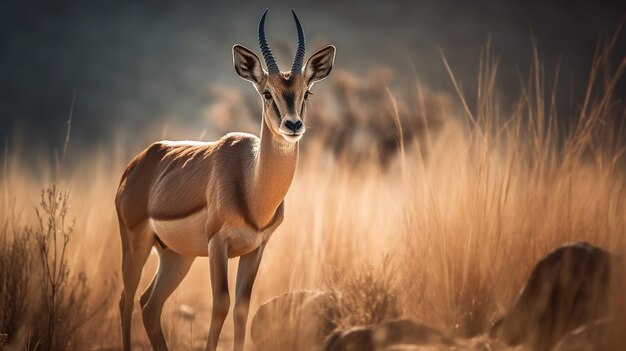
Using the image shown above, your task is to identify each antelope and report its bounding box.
[115,9,335,351]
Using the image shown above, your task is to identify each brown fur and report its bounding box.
[116,124,296,238]
[115,41,335,351]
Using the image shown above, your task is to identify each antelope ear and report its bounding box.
[233,44,265,87]
[304,45,335,87]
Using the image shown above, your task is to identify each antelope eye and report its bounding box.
[263,91,273,100]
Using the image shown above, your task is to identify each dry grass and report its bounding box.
[325,258,403,331]
[0,220,32,347]
[0,39,625,350]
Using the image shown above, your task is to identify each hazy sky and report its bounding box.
[1,0,625,155]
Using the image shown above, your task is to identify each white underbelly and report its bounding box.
[220,226,269,258]
[149,211,209,257]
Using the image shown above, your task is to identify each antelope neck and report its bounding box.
[246,118,298,228]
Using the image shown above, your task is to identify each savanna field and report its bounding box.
[1,39,625,350]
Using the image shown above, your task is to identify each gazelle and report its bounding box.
[115,9,335,351]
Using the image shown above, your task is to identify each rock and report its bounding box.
[251,290,337,351]
[325,327,375,351]
[551,318,611,351]
[373,319,454,348]
[324,319,454,351]
[380,346,455,351]
[490,242,612,351]
[379,346,427,351]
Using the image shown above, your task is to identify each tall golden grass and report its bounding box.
[1,38,625,350]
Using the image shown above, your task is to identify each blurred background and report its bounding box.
[1,0,625,160]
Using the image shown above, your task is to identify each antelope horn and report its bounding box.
[258,8,280,74]
[290,10,306,75]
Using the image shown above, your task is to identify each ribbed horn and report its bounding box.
[258,8,280,74]
[291,10,306,75]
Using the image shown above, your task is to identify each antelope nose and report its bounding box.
[284,120,303,134]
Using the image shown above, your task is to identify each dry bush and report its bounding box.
[15,186,111,351]
[203,85,259,136]
[23,186,89,350]
[325,258,403,331]
[0,220,33,346]
[316,68,451,166]
[0,187,104,350]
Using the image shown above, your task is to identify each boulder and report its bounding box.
[251,290,337,351]
[490,242,612,351]
[324,319,454,351]
[373,319,454,348]
[325,327,375,351]
[551,318,611,351]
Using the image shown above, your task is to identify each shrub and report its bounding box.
[26,186,93,350]
[0,220,33,345]
[326,258,402,330]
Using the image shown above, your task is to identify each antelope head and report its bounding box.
[233,9,335,143]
